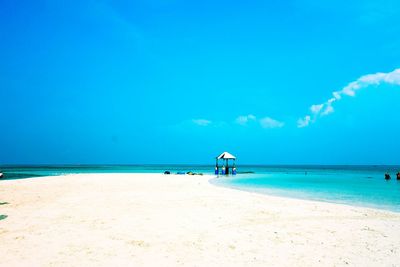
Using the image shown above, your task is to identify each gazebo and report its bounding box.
[215,152,237,175]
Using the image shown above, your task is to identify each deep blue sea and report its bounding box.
[1,165,400,212]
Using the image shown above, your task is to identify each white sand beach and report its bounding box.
[1,173,400,267]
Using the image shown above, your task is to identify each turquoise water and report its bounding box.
[1,165,400,212]
[0,165,214,179]
[212,166,400,212]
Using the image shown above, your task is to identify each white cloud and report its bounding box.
[259,117,285,128]
[333,91,341,100]
[310,104,324,114]
[236,114,285,129]
[298,68,400,127]
[297,115,311,128]
[248,114,256,120]
[321,105,334,115]
[235,114,257,125]
[327,97,336,104]
[192,119,211,126]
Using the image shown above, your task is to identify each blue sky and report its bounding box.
[1,0,400,165]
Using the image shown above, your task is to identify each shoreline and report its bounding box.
[5,172,399,213]
[3,172,400,214]
[1,173,400,266]
[3,172,400,215]
[209,177,400,215]
[5,172,398,214]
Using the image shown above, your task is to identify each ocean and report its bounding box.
[212,165,400,212]
[1,165,400,212]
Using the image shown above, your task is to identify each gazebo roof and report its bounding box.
[216,152,236,160]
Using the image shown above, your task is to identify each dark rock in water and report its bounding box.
[0,173,43,180]
[164,171,171,175]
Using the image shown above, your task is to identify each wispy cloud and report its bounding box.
[235,114,256,125]
[192,119,212,126]
[298,68,400,127]
[259,117,285,128]
[235,115,284,129]
[297,115,311,128]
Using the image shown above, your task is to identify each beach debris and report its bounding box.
[384,173,391,180]
[184,172,203,176]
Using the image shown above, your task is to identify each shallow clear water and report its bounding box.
[212,166,400,212]
[1,165,400,212]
